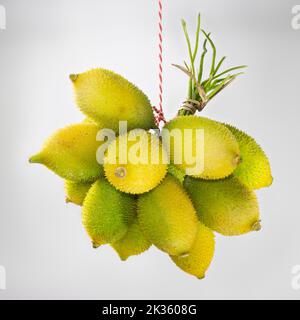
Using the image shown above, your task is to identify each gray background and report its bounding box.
[0,0,299,300]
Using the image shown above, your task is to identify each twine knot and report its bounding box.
[179,99,206,115]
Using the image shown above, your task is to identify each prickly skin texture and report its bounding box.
[112,219,151,261]
[171,222,215,279]
[82,179,136,245]
[167,164,186,185]
[137,175,198,256]
[184,176,260,236]
[64,180,92,206]
[71,68,156,132]
[225,124,273,190]
[82,117,98,125]
[104,130,168,194]
[29,123,104,182]
[163,116,240,180]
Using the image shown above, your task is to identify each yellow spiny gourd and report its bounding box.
[29,123,104,182]
[225,124,273,190]
[138,175,198,256]
[104,129,168,194]
[171,222,215,279]
[70,68,156,132]
[112,218,151,261]
[163,116,240,179]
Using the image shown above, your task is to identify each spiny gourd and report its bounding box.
[70,68,156,132]
[138,175,198,256]
[29,123,103,182]
[163,116,240,179]
[65,180,92,206]
[224,124,273,190]
[112,218,151,261]
[29,14,273,279]
[171,222,215,279]
[104,129,168,194]
[184,176,260,236]
[82,179,136,245]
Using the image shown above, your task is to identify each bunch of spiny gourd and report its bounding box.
[29,16,272,279]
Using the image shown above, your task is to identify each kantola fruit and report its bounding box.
[65,180,92,206]
[29,123,103,182]
[82,179,136,245]
[163,116,240,179]
[184,176,260,236]
[171,222,215,279]
[104,129,168,194]
[29,13,273,279]
[138,175,198,256]
[225,124,273,190]
[112,218,151,261]
[70,68,156,132]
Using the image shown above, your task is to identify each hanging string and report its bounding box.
[153,0,166,126]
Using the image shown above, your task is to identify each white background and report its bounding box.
[0,0,300,299]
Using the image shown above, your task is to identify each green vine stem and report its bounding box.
[175,14,247,116]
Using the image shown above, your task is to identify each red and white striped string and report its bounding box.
[153,0,166,126]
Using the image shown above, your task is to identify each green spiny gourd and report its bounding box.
[138,175,198,256]
[82,179,136,245]
[184,175,260,236]
[65,180,92,206]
